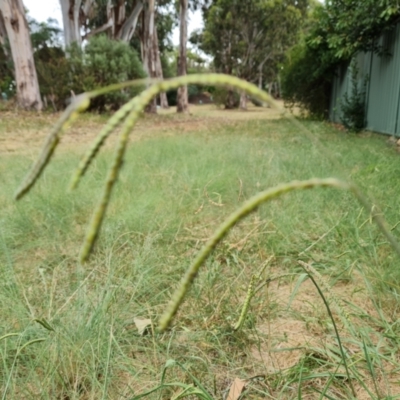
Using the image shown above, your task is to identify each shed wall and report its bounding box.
[330,23,400,136]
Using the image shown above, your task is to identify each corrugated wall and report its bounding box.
[330,23,400,136]
[366,24,400,135]
[329,63,349,123]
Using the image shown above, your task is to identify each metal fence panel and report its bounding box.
[329,63,349,123]
[330,23,400,136]
[366,24,400,135]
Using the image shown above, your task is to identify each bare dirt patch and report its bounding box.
[250,268,400,398]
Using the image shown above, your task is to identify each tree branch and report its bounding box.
[82,18,113,41]
[117,0,143,42]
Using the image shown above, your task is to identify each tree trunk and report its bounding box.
[176,0,188,113]
[239,92,247,110]
[0,1,42,111]
[142,0,157,113]
[159,91,168,109]
[59,0,82,49]
[0,11,8,55]
[83,1,143,43]
[154,28,168,109]
[117,1,143,42]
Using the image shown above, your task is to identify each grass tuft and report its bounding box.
[2,78,400,397]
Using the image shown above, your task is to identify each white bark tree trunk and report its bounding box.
[63,0,144,47]
[0,0,42,110]
[59,0,82,48]
[176,0,188,113]
[159,90,169,109]
[83,1,143,43]
[142,0,157,113]
[239,92,247,110]
[117,1,143,42]
[0,10,8,54]
[154,28,168,109]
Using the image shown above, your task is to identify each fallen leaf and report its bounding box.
[133,318,152,335]
[227,377,247,400]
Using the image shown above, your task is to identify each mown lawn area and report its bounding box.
[1,104,400,399]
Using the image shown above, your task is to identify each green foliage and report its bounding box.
[0,68,14,99]
[187,49,208,74]
[156,9,177,54]
[34,47,72,110]
[29,17,62,50]
[160,52,176,79]
[35,35,146,111]
[0,37,14,98]
[160,51,178,106]
[166,89,178,106]
[281,42,335,118]
[339,61,368,132]
[212,87,239,109]
[167,83,215,107]
[308,0,400,60]
[200,0,304,107]
[188,84,199,97]
[81,35,146,111]
[281,0,400,116]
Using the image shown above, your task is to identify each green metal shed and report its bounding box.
[330,23,400,136]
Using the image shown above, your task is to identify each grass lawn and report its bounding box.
[1,103,400,399]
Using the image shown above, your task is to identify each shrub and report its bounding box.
[166,89,178,106]
[281,43,336,119]
[339,61,368,132]
[35,35,146,111]
[213,87,240,109]
[82,35,146,111]
[0,45,15,99]
[166,84,215,107]
[188,84,199,97]
[35,46,72,110]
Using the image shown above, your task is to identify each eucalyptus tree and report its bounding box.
[0,0,42,110]
[176,0,212,112]
[59,0,83,47]
[58,0,171,110]
[141,0,158,112]
[59,0,145,47]
[200,0,304,108]
[176,0,189,112]
[82,0,144,42]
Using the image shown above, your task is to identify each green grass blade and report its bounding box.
[14,94,90,200]
[69,96,141,190]
[0,333,20,342]
[158,178,349,332]
[298,264,356,397]
[287,273,308,310]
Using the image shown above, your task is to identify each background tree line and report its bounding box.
[0,0,190,112]
[0,0,334,114]
[3,1,400,117]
